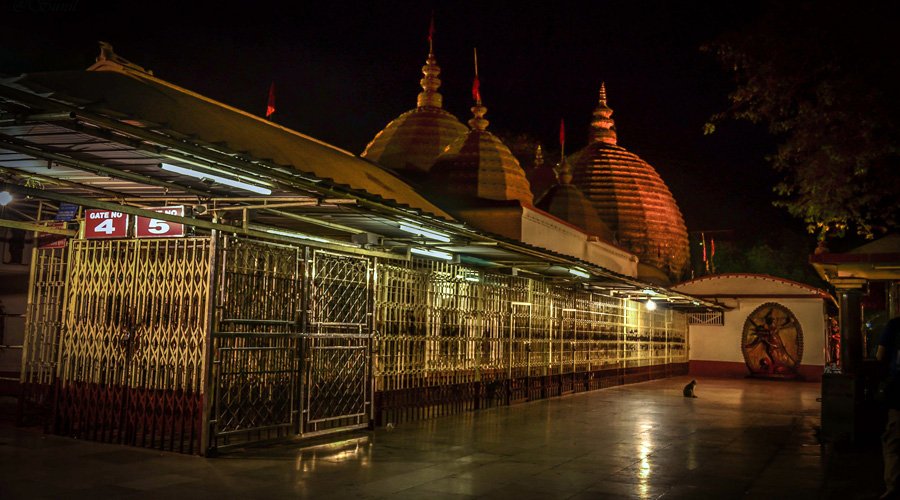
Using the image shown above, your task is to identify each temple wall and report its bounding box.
[688,297,826,381]
[454,205,638,277]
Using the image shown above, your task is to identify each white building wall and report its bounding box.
[688,297,825,366]
[520,206,638,277]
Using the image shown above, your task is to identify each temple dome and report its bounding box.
[361,50,467,174]
[536,157,613,241]
[570,84,689,278]
[430,97,533,205]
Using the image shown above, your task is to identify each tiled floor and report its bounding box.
[0,376,885,499]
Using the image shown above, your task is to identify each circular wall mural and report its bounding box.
[741,302,803,379]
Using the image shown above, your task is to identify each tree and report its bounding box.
[704,1,900,241]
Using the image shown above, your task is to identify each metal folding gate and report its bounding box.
[53,238,212,453]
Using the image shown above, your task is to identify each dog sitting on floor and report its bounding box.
[683,379,698,398]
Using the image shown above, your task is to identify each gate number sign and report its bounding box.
[84,209,128,239]
[135,206,185,238]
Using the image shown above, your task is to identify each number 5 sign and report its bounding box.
[136,206,186,238]
[84,209,129,239]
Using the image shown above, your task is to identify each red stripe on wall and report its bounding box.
[689,360,823,382]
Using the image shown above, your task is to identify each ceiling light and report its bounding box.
[0,191,12,206]
[398,222,451,242]
[410,247,453,260]
[568,268,590,279]
[645,299,657,311]
[161,163,272,195]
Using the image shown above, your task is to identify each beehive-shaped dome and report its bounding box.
[430,96,533,205]
[361,45,467,174]
[536,156,613,241]
[571,84,689,278]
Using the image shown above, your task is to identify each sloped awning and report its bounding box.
[0,54,719,312]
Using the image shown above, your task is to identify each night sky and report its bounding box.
[2,1,791,240]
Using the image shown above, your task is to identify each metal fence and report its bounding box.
[372,260,689,424]
[20,233,688,454]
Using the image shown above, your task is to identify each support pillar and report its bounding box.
[836,282,865,374]
[822,278,871,443]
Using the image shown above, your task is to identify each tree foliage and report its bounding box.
[705,1,900,240]
[710,230,824,288]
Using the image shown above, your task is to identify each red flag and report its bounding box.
[710,237,716,259]
[266,82,276,119]
[472,76,481,103]
[701,232,707,262]
[559,119,565,148]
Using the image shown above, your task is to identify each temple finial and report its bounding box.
[91,41,153,75]
[557,156,573,185]
[591,81,617,145]
[534,145,544,169]
[469,48,488,131]
[417,15,443,108]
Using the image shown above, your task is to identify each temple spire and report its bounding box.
[590,82,617,145]
[469,48,489,131]
[534,145,544,170]
[557,156,573,185]
[417,16,443,109]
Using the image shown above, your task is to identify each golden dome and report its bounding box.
[361,47,467,174]
[536,156,613,241]
[571,83,689,278]
[430,96,533,205]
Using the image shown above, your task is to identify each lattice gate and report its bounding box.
[19,246,68,425]
[208,237,302,451]
[54,238,212,453]
[303,250,372,436]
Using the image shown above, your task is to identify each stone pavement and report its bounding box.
[0,376,885,499]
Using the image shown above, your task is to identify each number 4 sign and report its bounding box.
[135,206,186,238]
[84,209,129,239]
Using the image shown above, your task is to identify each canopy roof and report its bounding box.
[0,47,718,312]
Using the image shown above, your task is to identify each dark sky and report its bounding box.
[2,0,792,239]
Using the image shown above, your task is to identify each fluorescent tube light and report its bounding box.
[568,268,590,279]
[161,163,272,195]
[398,222,451,242]
[265,228,331,244]
[410,247,453,260]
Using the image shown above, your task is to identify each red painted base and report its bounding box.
[690,360,823,382]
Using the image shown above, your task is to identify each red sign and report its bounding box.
[38,222,68,249]
[84,209,128,239]
[135,206,185,238]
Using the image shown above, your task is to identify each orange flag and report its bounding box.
[266,82,276,119]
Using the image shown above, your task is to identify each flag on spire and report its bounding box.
[266,82,276,119]
[701,232,707,262]
[559,118,565,148]
[559,118,566,159]
[427,12,435,51]
[472,48,481,103]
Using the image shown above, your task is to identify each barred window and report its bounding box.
[687,311,724,326]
